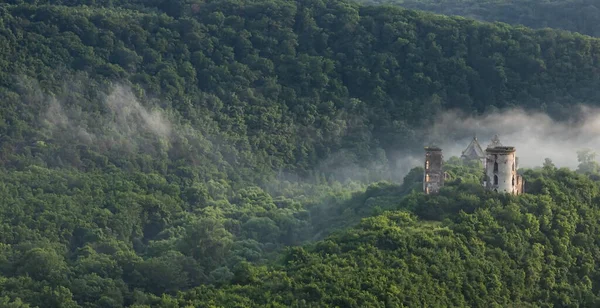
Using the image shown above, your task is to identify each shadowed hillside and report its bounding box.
[356,0,600,37]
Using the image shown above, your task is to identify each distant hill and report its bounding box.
[355,0,600,36]
[2,0,600,181]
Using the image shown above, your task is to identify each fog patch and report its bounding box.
[41,82,173,154]
[103,84,172,139]
[425,106,600,169]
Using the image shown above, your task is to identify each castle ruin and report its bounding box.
[483,136,524,195]
[423,146,445,194]
[423,135,525,195]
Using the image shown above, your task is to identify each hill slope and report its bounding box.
[1,0,600,306]
[356,0,600,37]
[2,0,600,181]
[163,164,600,307]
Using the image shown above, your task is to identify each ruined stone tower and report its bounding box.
[484,136,524,194]
[423,146,444,194]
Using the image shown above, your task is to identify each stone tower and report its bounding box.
[484,137,524,194]
[423,146,444,194]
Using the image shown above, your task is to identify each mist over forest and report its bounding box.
[425,106,600,169]
[2,0,600,307]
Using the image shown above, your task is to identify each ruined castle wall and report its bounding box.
[424,148,444,194]
[516,174,524,195]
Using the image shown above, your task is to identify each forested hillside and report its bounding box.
[2,0,600,306]
[145,160,600,307]
[356,0,600,37]
[2,0,600,181]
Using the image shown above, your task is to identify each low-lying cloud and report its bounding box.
[426,106,600,169]
[103,85,172,139]
[33,72,600,184]
[42,83,173,154]
[275,105,600,186]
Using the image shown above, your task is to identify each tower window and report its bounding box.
[512,175,515,186]
[425,161,429,170]
[494,162,498,172]
[425,174,429,182]
[494,175,498,185]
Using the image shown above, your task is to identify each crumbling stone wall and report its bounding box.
[424,147,444,194]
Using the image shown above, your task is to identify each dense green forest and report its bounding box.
[164,163,600,307]
[2,0,600,306]
[2,0,600,180]
[356,0,600,37]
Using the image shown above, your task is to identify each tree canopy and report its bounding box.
[356,0,600,37]
[0,0,600,306]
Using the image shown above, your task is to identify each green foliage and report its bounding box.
[577,149,600,175]
[356,0,600,37]
[1,0,600,306]
[166,162,600,307]
[1,0,600,183]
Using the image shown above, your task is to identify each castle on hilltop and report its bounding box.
[423,135,525,195]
